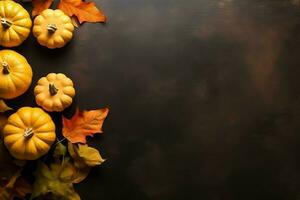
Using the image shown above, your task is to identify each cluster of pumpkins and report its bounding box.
[0,0,74,48]
[0,1,76,160]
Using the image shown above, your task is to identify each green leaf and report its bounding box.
[53,142,67,159]
[31,161,81,200]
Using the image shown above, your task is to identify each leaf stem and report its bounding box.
[55,138,66,146]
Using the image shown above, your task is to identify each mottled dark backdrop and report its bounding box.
[6,0,300,199]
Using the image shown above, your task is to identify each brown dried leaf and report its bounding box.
[71,16,79,27]
[0,171,31,200]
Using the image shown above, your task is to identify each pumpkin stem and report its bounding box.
[49,84,58,96]
[47,24,57,33]
[24,128,34,139]
[1,18,12,29]
[2,61,9,75]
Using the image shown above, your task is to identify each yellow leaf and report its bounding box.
[0,100,12,113]
[67,143,103,183]
[68,142,85,168]
[57,161,75,182]
[62,108,109,143]
[57,0,107,24]
[72,166,90,184]
[68,142,105,168]
[77,144,105,166]
[55,155,91,184]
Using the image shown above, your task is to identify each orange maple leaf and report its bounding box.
[62,108,109,143]
[58,0,107,24]
[32,0,54,17]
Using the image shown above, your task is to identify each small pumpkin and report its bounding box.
[34,73,75,112]
[3,107,56,160]
[0,1,32,47]
[33,9,74,49]
[0,50,33,99]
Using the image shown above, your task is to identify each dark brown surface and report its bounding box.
[5,0,300,199]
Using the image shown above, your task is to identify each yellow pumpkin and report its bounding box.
[3,107,56,160]
[0,1,32,47]
[33,9,74,49]
[0,50,33,99]
[34,73,75,112]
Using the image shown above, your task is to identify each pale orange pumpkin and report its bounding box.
[34,73,75,112]
[33,9,74,49]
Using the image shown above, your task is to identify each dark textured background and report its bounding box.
[5,0,300,199]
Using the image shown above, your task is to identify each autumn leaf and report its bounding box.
[58,0,107,24]
[0,171,32,200]
[68,142,84,168]
[51,143,91,184]
[68,142,105,168]
[77,144,105,166]
[62,108,109,143]
[71,16,79,27]
[53,142,67,159]
[32,0,54,17]
[11,177,32,199]
[72,166,90,184]
[0,100,12,113]
[31,161,81,200]
[52,159,74,182]
[67,143,104,183]
[0,171,21,200]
